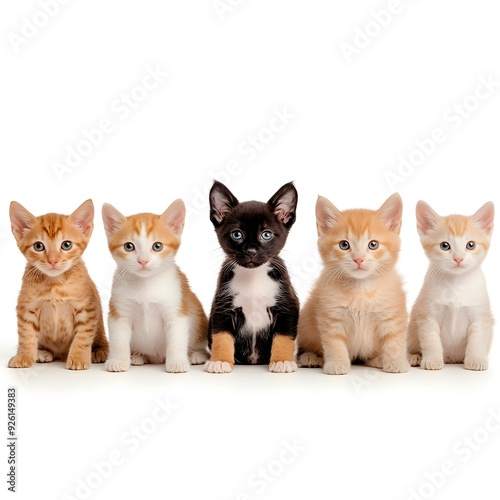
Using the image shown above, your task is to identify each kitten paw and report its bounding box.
[323,360,350,375]
[204,360,233,373]
[66,357,90,370]
[105,358,130,372]
[189,350,209,365]
[269,361,297,373]
[421,357,444,370]
[8,356,35,368]
[37,350,53,363]
[91,348,108,364]
[409,353,422,366]
[131,354,146,366]
[383,359,409,373]
[166,359,190,373]
[298,352,324,368]
[464,358,488,371]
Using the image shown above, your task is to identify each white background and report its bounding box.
[2,1,500,499]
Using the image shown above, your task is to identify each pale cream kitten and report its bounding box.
[408,201,494,370]
[297,194,409,374]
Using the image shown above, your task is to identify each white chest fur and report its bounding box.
[230,264,279,334]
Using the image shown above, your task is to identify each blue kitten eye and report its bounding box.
[231,230,243,241]
[440,242,450,251]
[261,231,273,241]
[152,242,163,252]
[124,242,135,252]
[61,241,72,251]
[466,241,476,250]
[339,240,350,250]
[368,240,379,250]
[33,242,45,252]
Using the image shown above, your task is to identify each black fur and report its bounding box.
[208,181,299,364]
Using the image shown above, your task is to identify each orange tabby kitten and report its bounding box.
[297,194,409,374]
[8,200,108,370]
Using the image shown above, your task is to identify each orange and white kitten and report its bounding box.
[8,200,108,370]
[408,201,494,370]
[297,194,409,374]
[102,200,208,373]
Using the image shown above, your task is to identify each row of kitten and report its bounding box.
[7,181,494,374]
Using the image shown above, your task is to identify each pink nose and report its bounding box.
[353,258,364,266]
[454,258,463,265]
[48,260,59,267]
[138,259,149,267]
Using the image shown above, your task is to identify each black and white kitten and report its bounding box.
[205,181,300,374]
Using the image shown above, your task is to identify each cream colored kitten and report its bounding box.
[297,194,409,374]
[408,201,494,370]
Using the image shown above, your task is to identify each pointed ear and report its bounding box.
[316,196,341,235]
[102,203,126,235]
[267,182,297,229]
[415,200,440,236]
[472,201,494,235]
[9,201,37,241]
[161,199,185,236]
[377,193,403,234]
[209,181,239,226]
[70,199,94,236]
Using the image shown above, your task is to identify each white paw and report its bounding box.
[383,359,409,373]
[37,350,53,363]
[105,358,130,372]
[166,359,190,373]
[464,358,488,371]
[324,360,350,375]
[269,361,297,373]
[189,350,209,365]
[421,357,444,370]
[204,360,233,373]
[131,354,146,366]
[298,352,323,368]
[409,353,421,367]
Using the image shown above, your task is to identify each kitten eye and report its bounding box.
[466,241,476,250]
[33,242,45,252]
[261,231,273,241]
[368,240,379,250]
[230,230,243,241]
[152,242,163,252]
[124,242,135,252]
[440,242,451,251]
[61,241,72,251]
[339,240,350,250]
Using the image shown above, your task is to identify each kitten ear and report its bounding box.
[267,182,297,229]
[70,199,94,236]
[209,181,239,226]
[472,201,494,235]
[316,196,341,235]
[161,199,185,236]
[377,193,403,234]
[9,201,37,241]
[415,200,441,236]
[102,203,126,235]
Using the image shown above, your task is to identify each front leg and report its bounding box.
[418,318,444,370]
[205,332,235,373]
[464,315,493,371]
[9,307,39,368]
[67,308,102,370]
[105,314,132,372]
[165,315,190,373]
[318,315,350,375]
[269,334,297,373]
